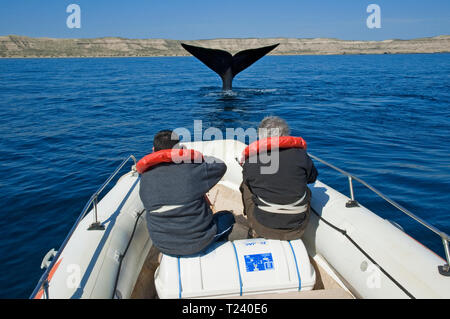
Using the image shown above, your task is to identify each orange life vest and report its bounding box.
[241,136,307,163]
[136,148,204,174]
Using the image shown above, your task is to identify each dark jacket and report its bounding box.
[242,148,318,230]
[139,157,227,256]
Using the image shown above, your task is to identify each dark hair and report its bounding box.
[153,130,180,152]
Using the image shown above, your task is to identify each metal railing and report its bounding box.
[308,153,450,275]
[29,155,137,299]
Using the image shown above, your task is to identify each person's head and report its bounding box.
[153,130,180,152]
[258,116,290,139]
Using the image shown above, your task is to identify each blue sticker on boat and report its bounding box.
[244,253,274,272]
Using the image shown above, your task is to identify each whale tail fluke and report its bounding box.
[181,43,279,90]
[231,44,279,76]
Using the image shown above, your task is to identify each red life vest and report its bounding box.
[136,148,204,174]
[241,136,307,163]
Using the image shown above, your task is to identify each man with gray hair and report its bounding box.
[240,116,318,240]
[258,116,291,139]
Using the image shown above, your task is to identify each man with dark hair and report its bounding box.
[138,130,235,256]
[152,130,180,152]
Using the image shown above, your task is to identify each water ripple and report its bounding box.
[0,54,449,298]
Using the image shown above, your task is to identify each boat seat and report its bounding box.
[154,238,316,299]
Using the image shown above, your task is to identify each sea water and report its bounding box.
[0,54,448,298]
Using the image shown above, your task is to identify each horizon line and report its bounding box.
[1,34,449,42]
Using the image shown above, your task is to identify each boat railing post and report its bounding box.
[346,176,359,208]
[87,195,105,231]
[438,237,450,276]
[130,155,137,168]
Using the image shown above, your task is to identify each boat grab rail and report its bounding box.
[30,155,137,299]
[308,152,450,275]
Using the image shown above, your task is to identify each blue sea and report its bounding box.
[0,54,449,298]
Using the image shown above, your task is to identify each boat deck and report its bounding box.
[130,183,354,299]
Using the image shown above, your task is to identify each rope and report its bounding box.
[177,257,182,299]
[311,207,415,299]
[231,241,243,296]
[111,208,145,299]
[288,241,302,291]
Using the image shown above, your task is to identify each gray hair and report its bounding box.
[258,116,290,139]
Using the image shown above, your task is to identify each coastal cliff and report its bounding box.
[1,35,449,58]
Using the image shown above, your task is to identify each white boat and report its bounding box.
[30,139,450,299]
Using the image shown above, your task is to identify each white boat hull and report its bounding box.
[32,139,450,299]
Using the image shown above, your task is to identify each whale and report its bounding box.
[181,43,279,90]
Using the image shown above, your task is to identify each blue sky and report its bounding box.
[0,0,448,40]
